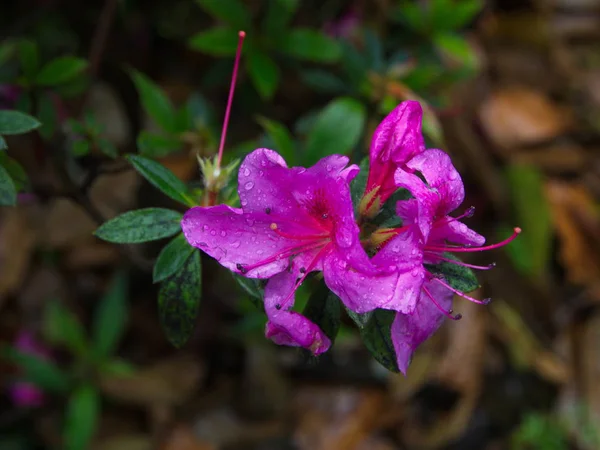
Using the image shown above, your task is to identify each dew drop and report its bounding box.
[243,168,251,176]
[202,225,209,232]
[411,268,420,277]
[210,230,217,236]
[241,199,248,206]
[326,164,332,171]
[232,241,241,248]
[220,230,227,237]
[244,181,255,190]
[449,170,458,180]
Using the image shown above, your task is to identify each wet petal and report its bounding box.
[429,218,486,247]
[391,280,453,374]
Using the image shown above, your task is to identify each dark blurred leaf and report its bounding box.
[189,27,239,56]
[44,301,88,357]
[97,138,118,158]
[64,384,99,450]
[305,97,366,165]
[126,154,194,206]
[71,140,90,157]
[0,164,16,206]
[130,70,177,133]
[37,93,58,140]
[300,69,347,94]
[279,29,341,62]
[345,307,373,329]
[392,2,424,31]
[263,0,300,38]
[35,57,88,86]
[159,250,202,348]
[0,40,16,66]
[340,41,367,88]
[425,253,479,293]
[364,29,384,72]
[374,188,412,227]
[360,309,399,372]
[439,0,483,30]
[94,208,182,244]
[137,131,181,158]
[17,39,39,79]
[256,116,295,163]
[350,157,369,209]
[303,285,341,342]
[153,233,195,283]
[246,49,280,99]
[195,0,251,30]
[92,271,128,359]
[0,153,28,191]
[3,347,70,393]
[232,273,264,301]
[0,110,41,134]
[433,33,479,70]
[0,136,6,150]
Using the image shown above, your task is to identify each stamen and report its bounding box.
[240,240,327,273]
[270,223,330,241]
[424,252,496,270]
[422,284,462,320]
[432,206,475,230]
[425,227,521,253]
[265,207,271,214]
[216,30,246,170]
[432,277,491,305]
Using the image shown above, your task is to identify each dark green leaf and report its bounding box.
[17,39,39,79]
[433,33,479,70]
[340,41,368,87]
[159,250,202,347]
[94,208,183,244]
[97,139,118,158]
[188,27,239,56]
[263,0,300,38]
[35,57,88,86]
[304,97,366,165]
[0,164,17,206]
[126,154,194,206]
[256,116,295,163]
[302,285,341,342]
[0,40,16,66]
[137,131,181,158]
[359,309,399,372]
[279,28,341,62]
[44,301,88,357]
[232,273,264,301]
[3,347,70,393]
[445,0,483,30]
[374,188,412,227]
[195,0,250,30]
[0,153,28,191]
[0,110,41,135]
[246,49,280,99]
[71,140,90,157]
[130,70,177,133]
[153,233,195,283]
[0,136,6,150]
[37,94,58,140]
[63,384,99,450]
[300,69,347,94]
[364,29,384,71]
[350,157,369,209]
[345,307,372,329]
[92,272,128,359]
[426,253,479,293]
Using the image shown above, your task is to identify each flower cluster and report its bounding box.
[182,100,519,374]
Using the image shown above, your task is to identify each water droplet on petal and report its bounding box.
[232,241,241,248]
[210,230,217,236]
[243,168,251,176]
[202,225,209,232]
[241,199,248,206]
[245,181,255,190]
[326,164,332,171]
[220,230,227,237]
[449,170,458,180]
[411,268,420,277]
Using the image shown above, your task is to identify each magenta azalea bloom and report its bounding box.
[183,148,391,354]
[361,101,426,216]
[9,331,50,407]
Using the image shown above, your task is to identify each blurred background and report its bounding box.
[1,0,600,449]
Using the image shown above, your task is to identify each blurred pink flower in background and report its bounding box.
[9,331,51,408]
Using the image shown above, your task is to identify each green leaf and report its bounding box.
[92,272,128,359]
[3,347,70,393]
[0,136,6,150]
[425,253,479,293]
[304,97,366,165]
[195,0,250,30]
[263,0,300,38]
[374,188,412,227]
[0,40,16,66]
[63,384,99,450]
[446,0,483,30]
[434,33,479,70]
[71,139,90,157]
[37,93,58,140]
[158,250,202,348]
[505,164,551,279]
[94,208,183,244]
[17,39,39,79]
[153,233,195,283]
[126,154,194,206]
[359,309,399,372]
[232,273,264,301]
[302,285,341,343]
[246,49,280,99]
[256,116,295,163]
[97,139,118,158]
[0,153,28,191]
[0,164,17,206]
[188,26,239,56]
[137,131,182,158]
[279,28,341,62]
[350,157,369,209]
[0,110,41,135]
[35,57,88,86]
[345,307,373,329]
[300,69,347,94]
[44,301,88,357]
[130,70,177,133]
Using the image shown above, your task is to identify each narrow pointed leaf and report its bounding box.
[246,49,280,99]
[137,131,181,158]
[188,27,239,56]
[3,347,70,393]
[35,57,88,86]
[94,208,183,244]
[130,70,177,133]
[153,233,195,283]
[360,309,399,372]
[303,285,341,342]
[425,253,479,293]
[0,110,41,135]
[345,307,372,329]
[0,164,17,206]
[44,301,88,357]
[92,271,128,358]
[195,0,250,30]
[63,384,99,450]
[256,116,295,163]
[279,29,341,62]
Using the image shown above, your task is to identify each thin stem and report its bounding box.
[425,227,521,253]
[216,31,246,170]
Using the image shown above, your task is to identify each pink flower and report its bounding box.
[360,101,426,217]
[9,331,50,408]
[183,148,389,354]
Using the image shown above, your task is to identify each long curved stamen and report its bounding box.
[431,206,475,230]
[422,284,462,321]
[432,277,491,305]
[424,251,496,271]
[239,240,328,273]
[425,227,521,253]
[270,223,330,241]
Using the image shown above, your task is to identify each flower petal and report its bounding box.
[391,280,453,374]
[182,204,299,278]
[429,218,486,247]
